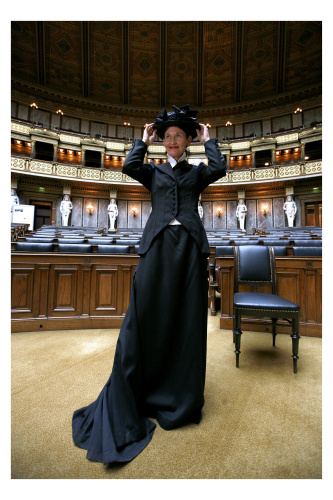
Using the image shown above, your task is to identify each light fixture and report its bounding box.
[132,207,137,217]
[206,123,211,128]
[30,102,38,108]
[276,151,281,155]
[226,121,232,126]
[305,156,309,160]
[15,140,21,144]
[262,206,268,216]
[56,109,64,115]
[87,204,94,215]
[284,149,290,154]
[294,148,299,152]
[230,156,234,160]
[27,142,31,147]
[265,162,270,166]
[217,207,223,218]
[238,156,243,160]
[59,148,64,153]
[68,150,73,154]
[246,155,251,159]
[77,151,81,155]
[112,156,118,161]
[124,121,131,126]
[294,107,302,113]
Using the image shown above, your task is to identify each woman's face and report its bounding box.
[163,126,192,161]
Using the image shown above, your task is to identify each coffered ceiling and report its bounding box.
[11,21,322,119]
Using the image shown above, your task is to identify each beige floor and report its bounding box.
[11,314,322,482]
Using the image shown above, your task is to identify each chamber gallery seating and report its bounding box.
[25,237,55,243]
[232,245,301,373]
[87,238,113,245]
[97,245,130,254]
[15,242,54,252]
[58,238,86,244]
[293,247,322,256]
[293,239,322,246]
[58,244,92,253]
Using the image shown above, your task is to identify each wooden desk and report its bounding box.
[11,252,139,333]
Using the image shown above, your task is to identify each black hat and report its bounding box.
[152,104,201,139]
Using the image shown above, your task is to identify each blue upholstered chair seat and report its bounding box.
[234,292,300,311]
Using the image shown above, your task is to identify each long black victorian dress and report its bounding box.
[72,138,226,464]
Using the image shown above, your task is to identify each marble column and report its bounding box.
[53,144,58,162]
[30,140,36,159]
[271,148,276,165]
[101,152,105,169]
[251,152,255,167]
[81,150,85,166]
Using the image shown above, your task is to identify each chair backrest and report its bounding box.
[97,245,130,254]
[271,246,287,256]
[134,245,140,253]
[215,246,234,257]
[58,238,85,244]
[115,239,140,245]
[87,238,113,244]
[233,239,260,245]
[58,244,92,253]
[263,239,291,246]
[233,245,276,293]
[293,239,322,246]
[15,242,53,252]
[25,237,55,243]
[292,247,322,257]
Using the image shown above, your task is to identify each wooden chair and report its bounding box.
[233,245,301,373]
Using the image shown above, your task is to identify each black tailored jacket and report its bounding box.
[122,138,227,256]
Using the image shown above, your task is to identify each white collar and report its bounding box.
[167,152,187,167]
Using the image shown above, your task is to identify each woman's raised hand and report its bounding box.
[197,123,210,144]
[143,123,157,145]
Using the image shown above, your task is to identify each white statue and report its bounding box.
[284,195,297,227]
[11,189,19,211]
[60,195,73,226]
[236,199,247,232]
[108,199,118,231]
[198,202,203,221]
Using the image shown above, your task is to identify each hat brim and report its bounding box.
[153,120,201,140]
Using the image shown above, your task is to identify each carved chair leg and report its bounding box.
[272,318,277,347]
[233,310,242,367]
[290,315,300,374]
[209,286,216,316]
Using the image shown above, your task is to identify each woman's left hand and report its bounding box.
[197,124,210,144]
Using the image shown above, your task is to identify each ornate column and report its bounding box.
[251,152,255,167]
[101,151,105,169]
[301,143,306,161]
[271,147,276,165]
[81,149,85,166]
[30,140,36,159]
[53,144,58,162]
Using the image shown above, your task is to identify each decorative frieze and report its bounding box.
[11,157,26,170]
[59,134,80,144]
[104,171,123,182]
[30,161,53,174]
[276,133,298,143]
[231,170,251,182]
[232,141,250,150]
[279,165,301,177]
[81,168,101,180]
[254,168,275,180]
[11,123,30,135]
[56,165,78,177]
[106,141,125,151]
[304,162,322,175]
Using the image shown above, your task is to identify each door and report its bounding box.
[305,201,322,227]
[31,201,52,229]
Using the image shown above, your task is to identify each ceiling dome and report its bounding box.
[11,21,322,122]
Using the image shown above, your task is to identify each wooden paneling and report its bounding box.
[11,253,139,332]
[212,256,322,337]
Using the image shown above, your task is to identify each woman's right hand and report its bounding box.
[143,123,157,145]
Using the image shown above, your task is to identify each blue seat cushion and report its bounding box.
[234,292,300,311]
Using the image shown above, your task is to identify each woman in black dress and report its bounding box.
[72,105,227,464]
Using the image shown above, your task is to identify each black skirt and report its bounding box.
[72,225,208,464]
